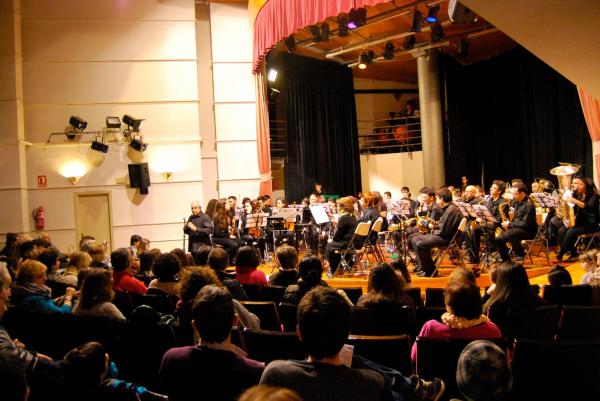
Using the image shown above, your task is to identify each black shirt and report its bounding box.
[509,198,538,235]
[184,213,214,251]
[434,202,463,241]
[333,214,358,243]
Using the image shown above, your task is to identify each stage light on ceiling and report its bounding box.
[383,42,395,60]
[321,22,330,41]
[106,116,121,129]
[122,114,144,132]
[284,35,296,51]
[91,137,109,154]
[69,116,87,131]
[403,35,416,50]
[425,5,440,23]
[411,10,423,32]
[130,137,148,153]
[357,50,375,70]
[267,68,278,82]
[430,23,445,42]
[337,13,349,37]
[458,38,469,57]
[348,7,367,30]
[309,25,322,42]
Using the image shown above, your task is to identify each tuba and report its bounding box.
[550,163,579,228]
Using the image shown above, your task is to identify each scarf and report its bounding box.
[441,312,489,329]
[10,282,52,303]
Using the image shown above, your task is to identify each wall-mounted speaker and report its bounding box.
[128,163,150,193]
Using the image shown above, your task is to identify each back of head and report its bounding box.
[456,340,512,401]
[487,263,535,309]
[79,269,113,310]
[139,249,160,274]
[297,255,323,287]
[436,187,453,203]
[87,244,105,263]
[235,246,260,269]
[193,245,212,266]
[337,196,355,214]
[130,234,142,246]
[548,265,573,286]
[152,253,182,281]
[445,281,482,320]
[38,248,60,272]
[448,267,477,286]
[297,287,352,360]
[275,244,298,270]
[208,248,229,271]
[238,385,303,401]
[192,285,234,343]
[110,248,131,272]
[179,266,221,303]
[69,251,92,270]
[367,262,403,298]
[62,342,107,389]
[170,248,187,267]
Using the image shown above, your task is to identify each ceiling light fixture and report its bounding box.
[106,116,121,129]
[267,68,278,82]
[430,23,445,42]
[130,136,148,153]
[337,13,349,37]
[425,5,440,23]
[403,35,416,50]
[411,10,424,32]
[383,42,395,60]
[91,136,109,153]
[348,7,367,30]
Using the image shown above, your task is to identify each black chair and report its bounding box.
[511,339,600,399]
[242,328,306,363]
[415,337,507,401]
[405,287,422,307]
[112,291,134,318]
[129,293,176,316]
[487,304,560,342]
[557,305,600,340]
[424,288,445,308]
[277,302,298,332]
[240,301,282,332]
[415,306,445,336]
[242,283,263,301]
[351,306,413,335]
[262,285,286,304]
[347,334,412,376]
[542,284,592,306]
[336,287,363,305]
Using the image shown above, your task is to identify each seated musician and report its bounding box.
[372,191,389,233]
[402,187,443,249]
[401,186,419,218]
[553,177,599,262]
[493,183,537,263]
[212,200,245,262]
[358,192,380,244]
[462,185,479,205]
[412,188,463,277]
[466,180,506,264]
[325,197,358,276]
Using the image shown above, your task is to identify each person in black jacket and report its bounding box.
[325,197,358,275]
[184,202,214,253]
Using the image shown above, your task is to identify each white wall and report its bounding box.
[360,152,425,197]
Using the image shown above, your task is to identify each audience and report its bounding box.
[283,255,327,305]
[547,264,573,286]
[74,268,125,320]
[357,262,414,309]
[88,243,110,269]
[139,249,161,279]
[193,245,212,266]
[208,248,248,300]
[268,244,299,287]
[579,249,599,284]
[37,248,61,282]
[111,248,147,295]
[239,385,303,401]
[160,285,264,401]
[148,253,182,296]
[235,246,267,286]
[55,251,91,287]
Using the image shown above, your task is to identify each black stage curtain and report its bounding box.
[441,47,591,188]
[281,53,361,202]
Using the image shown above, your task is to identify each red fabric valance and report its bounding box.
[253,0,390,73]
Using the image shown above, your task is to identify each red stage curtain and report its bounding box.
[255,66,272,196]
[578,88,600,184]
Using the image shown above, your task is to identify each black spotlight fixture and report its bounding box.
[321,22,330,41]
[122,114,144,132]
[431,23,445,42]
[403,35,416,50]
[383,42,395,60]
[347,7,367,29]
[309,24,322,42]
[106,116,121,129]
[69,116,87,131]
[357,50,375,70]
[284,35,296,51]
[337,13,349,37]
[91,137,109,153]
[458,38,469,57]
[411,10,423,32]
[130,137,148,153]
[425,5,440,23]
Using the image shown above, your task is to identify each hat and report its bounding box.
[456,340,512,401]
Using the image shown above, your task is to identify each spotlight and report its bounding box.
[122,114,144,132]
[69,116,87,131]
[130,137,148,152]
[267,68,278,82]
[337,13,349,37]
[431,23,445,42]
[403,35,416,50]
[91,138,109,153]
[106,116,121,129]
[284,35,296,51]
[357,50,375,69]
[425,5,440,23]
[348,7,367,30]
[309,25,322,42]
[383,42,395,60]
[411,10,423,32]
[268,87,280,103]
[458,38,469,57]
[321,22,330,41]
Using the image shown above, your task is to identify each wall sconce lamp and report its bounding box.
[60,161,86,185]
[161,172,173,181]
[68,176,81,185]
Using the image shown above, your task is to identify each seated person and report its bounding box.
[148,253,182,296]
[547,264,572,286]
[160,285,264,401]
[356,263,415,317]
[260,287,444,401]
[283,255,328,305]
[74,268,125,320]
[111,248,147,295]
[234,246,267,286]
[55,251,92,287]
[268,245,299,287]
[208,248,247,300]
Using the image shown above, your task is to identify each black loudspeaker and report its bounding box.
[448,0,477,24]
[128,163,150,192]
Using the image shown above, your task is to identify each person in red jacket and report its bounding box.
[111,248,147,294]
[234,246,267,286]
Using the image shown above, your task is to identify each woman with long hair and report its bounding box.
[212,200,245,261]
[283,255,327,305]
[74,268,125,320]
[357,262,414,310]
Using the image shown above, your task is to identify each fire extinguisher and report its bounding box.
[32,206,45,230]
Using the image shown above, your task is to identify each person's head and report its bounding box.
[0,266,12,317]
[110,248,131,272]
[444,281,483,319]
[190,201,201,216]
[62,342,109,389]
[548,265,573,286]
[367,262,404,299]
[179,266,221,303]
[301,197,310,207]
[336,196,355,215]
[130,235,142,247]
[456,340,512,401]
[69,251,92,272]
[208,248,229,272]
[192,285,234,343]
[309,193,318,205]
[531,181,540,193]
[314,182,322,193]
[244,200,255,214]
[383,191,392,201]
[275,244,298,270]
[485,263,536,310]
[276,198,287,208]
[16,260,47,286]
[79,235,95,252]
[513,183,528,202]
[436,187,453,206]
[152,253,182,282]
[511,179,524,189]
[4,232,19,247]
[579,249,598,272]
[448,267,477,286]
[0,351,29,401]
[17,241,34,260]
[205,198,218,218]
[579,177,597,196]
[297,287,352,360]
[297,255,323,288]
[87,244,107,265]
[37,248,60,274]
[490,180,506,197]
[361,192,376,208]
[139,249,161,274]
[235,246,260,269]
[238,386,303,401]
[571,176,583,191]
[419,187,436,204]
[463,185,477,200]
[461,176,468,185]
[193,245,212,266]
[79,269,114,310]
[227,196,237,210]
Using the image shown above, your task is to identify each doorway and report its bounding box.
[74,192,113,252]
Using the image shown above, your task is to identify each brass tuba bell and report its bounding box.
[550,163,580,228]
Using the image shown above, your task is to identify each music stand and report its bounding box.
[473,204,499,271]
[454,201,472,218]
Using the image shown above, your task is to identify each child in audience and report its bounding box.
[268,245,298,287]
[579,249,599,284]
[148,253,182,296]
[235,246,267,286]
[547,265,573,286]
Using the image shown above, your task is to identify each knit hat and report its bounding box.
[456,340,512,401]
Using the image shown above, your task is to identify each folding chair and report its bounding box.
[368,217,386,262]
[334,221,372,275]
[432,217,468,276]
[522,216,551,266]
[574,223,600,253]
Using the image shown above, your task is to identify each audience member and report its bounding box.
[579,249,599,284]
[111,248,147,295]
[547,265,573,286]
[37,248,61,282]
[148,253,182,296]
[55,251,92,287]
[138,249,161,279]
[235,246,267,286]
[74,269,125,320]
[193,245,212,266]
[208,248,248,300]
[356,263,414,317]
[170,248,188,268]
[268,244,298,287]
[238,385,303,401]
[79,235,95,252]
[160,285,264,401]
[0,232,19,271]
[88,243,110,269]
[283,255,327,305]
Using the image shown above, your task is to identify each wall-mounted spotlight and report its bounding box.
[425,5,440,23]
[91,136,109,153]
[284,35,296,51]
[268,88,280,104]
[357,50,375,70]
[337,13,349,37]
[347,7,367,29]
[130,137,148,152]
[309,25,322,42]
[267,68,278,82]
[106,116,121,129]
[69,116,87,131]
[431,23,445,42]
[403,35,416,50]
[411,10,423,32]
[123,114,144,132]
[383,42,395,60]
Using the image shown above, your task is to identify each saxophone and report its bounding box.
[495,202,509,238]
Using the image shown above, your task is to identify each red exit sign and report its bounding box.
[37,175,47,187]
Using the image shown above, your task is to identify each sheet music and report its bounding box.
[309,205,331,225]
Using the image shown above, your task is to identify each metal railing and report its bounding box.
[358,116,421,155]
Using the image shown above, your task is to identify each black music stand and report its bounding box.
[473,204,499,272]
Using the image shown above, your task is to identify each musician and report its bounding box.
[373,191,389,233]
[552,177,599,262]
[212,200,245,262]
[184,201,214,252]
[359,192,380,243]
[383,191,392,201]
[466,180,506,264]
[401,187,419,218]
[412,188,463,277]
[275,198,288,208]
[462,185,479,205]
[405,187,443,240]
[493,183,537,262]
[460,176,469,194]
[326,197,358,275]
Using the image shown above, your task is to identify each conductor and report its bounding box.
[184,201,214,252]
